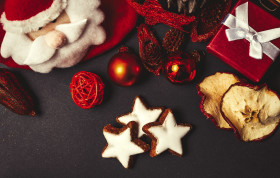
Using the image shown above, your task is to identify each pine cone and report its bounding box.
[167,0,209,14]
[162,28,186,53]
[137,24,165,76]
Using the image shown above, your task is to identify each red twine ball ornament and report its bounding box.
[70,71,105,109]
[164,52,197,84]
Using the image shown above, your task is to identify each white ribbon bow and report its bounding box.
[223,2,280,60]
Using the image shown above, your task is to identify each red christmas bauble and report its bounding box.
[108,47,142,86]
[164,52,197,84]
[70,71,105,109]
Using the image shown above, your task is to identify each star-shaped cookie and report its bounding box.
[116,96,164,138]
[143,109,192,157]
[102,121,150,169]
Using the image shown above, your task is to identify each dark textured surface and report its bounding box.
[1,8,280,178]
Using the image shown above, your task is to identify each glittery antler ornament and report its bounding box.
[126,0,195,32]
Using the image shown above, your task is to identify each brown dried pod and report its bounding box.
[137,24,165,76]
[0,68,36,116]
[162,28,186,53]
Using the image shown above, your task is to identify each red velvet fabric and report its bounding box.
[207,0,280,82]
[0,0,137,70]
[4,0,53,21]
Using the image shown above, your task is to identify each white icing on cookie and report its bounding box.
[102,127,145,168]
[117,97,163,138]
[147,110,191,156]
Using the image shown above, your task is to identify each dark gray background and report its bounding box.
[1,1,280,177]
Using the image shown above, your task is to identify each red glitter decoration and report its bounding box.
[70,71,105,109]
[126,0,195,32]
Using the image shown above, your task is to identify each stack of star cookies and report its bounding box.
[101,96,192,169]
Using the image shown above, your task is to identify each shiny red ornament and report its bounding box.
[108,47,142,86]
[164,52,197,84]
[70,71,105,109]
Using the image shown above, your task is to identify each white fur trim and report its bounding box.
[1,0,68,34]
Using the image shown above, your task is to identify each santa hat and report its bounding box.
[1,0,67,33]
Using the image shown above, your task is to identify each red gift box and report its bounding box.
[207,0,280,82]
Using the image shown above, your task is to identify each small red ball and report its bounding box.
[70,71,105,109]
[108,47,142,86]
[164,52,197,84]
